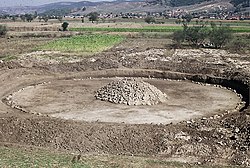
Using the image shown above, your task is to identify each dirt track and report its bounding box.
[0,37,250,166]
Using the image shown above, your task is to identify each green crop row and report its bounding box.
[38,34,124,53]
[231,27,250,33]
[70,26,183,32]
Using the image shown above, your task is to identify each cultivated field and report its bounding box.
[0,19,249,167]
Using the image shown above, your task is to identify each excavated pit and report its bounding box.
[6,77,242,124]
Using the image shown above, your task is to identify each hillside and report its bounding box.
[231,0,250,7]
[152,0,209,7]
[0,0,247,15]
[152,0,249,8]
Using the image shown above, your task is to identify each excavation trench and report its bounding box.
[4,69,248,124]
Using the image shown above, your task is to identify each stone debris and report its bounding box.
[95,78,167,106]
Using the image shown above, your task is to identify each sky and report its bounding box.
[0,0,103,7]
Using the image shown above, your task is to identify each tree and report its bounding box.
[42,16,49,22]
[182,14,193,23]
[144,16,156,24]
[184,25,209,46]
[20,15,26,22]
[209,26,232,48]
[58,16,63,22]
[61,22,69,31]
[172,30,185,48]
[0,25,7,37]
[25,14,34,22]
[88,12,99,23]
[11,15,16,22]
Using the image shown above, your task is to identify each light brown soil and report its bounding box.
[8,78,241,124]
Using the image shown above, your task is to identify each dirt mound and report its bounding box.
[95,78,167,105]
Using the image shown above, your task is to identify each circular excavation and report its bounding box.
[7,77,242,124]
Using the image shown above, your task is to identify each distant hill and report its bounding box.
[0,0,247,15]
[152,0,209,7]
[151,0,249,8]
[231,0,250,7]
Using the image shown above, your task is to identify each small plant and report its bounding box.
[61,22,69,31]
[0,25,7,37]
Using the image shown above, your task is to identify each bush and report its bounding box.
[209,26,232,48]
[172,30,185,47]
[0,25,7,37]
[88,12,99,23]
[226,36,249,53]
[61,22,69,31]
[144,16,156,24]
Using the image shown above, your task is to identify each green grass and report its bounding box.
[70,25,250,33]
[0,146,89,168]
[38,34,124,53]
[231,27,250,33]
[0,145,246,168]
[0,55,17,61]
[70,26,183,33]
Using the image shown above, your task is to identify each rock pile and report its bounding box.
[95,78,167,105]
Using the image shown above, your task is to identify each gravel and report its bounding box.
[95,78,167,106]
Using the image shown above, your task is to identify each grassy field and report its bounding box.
[0,145,244,168]
[38,34,124,53]
[70,26,182,33]
[70,26,250,33]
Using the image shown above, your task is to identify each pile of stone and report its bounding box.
[95,78,167,106]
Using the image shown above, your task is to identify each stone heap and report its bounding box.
[95,78,167,106]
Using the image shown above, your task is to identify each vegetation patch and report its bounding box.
[0,146,89,168]
[70,26,250,33]
[38,34,124,53]
[0,146,243,168]
[230,27,250,33]
[0,24,7,36]
[70,26,183,33]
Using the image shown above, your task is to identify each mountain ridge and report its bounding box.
[0,0,248,15]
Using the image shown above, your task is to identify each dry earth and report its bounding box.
[7,77,241,124]
[0,36,249,166]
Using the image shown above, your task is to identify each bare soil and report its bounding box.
[0,35,249,167]
[8,78,241,124]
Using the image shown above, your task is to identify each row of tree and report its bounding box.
[172,22,233,48]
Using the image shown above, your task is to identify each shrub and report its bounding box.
[61,22,69,31]
[88,12,99,23]
[226,36,249,53]
[0,25,7,37]
[172,30,185,48]
[209,26,232,48]
[145,16,156,24]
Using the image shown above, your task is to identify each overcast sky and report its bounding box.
[1,0,104,7]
